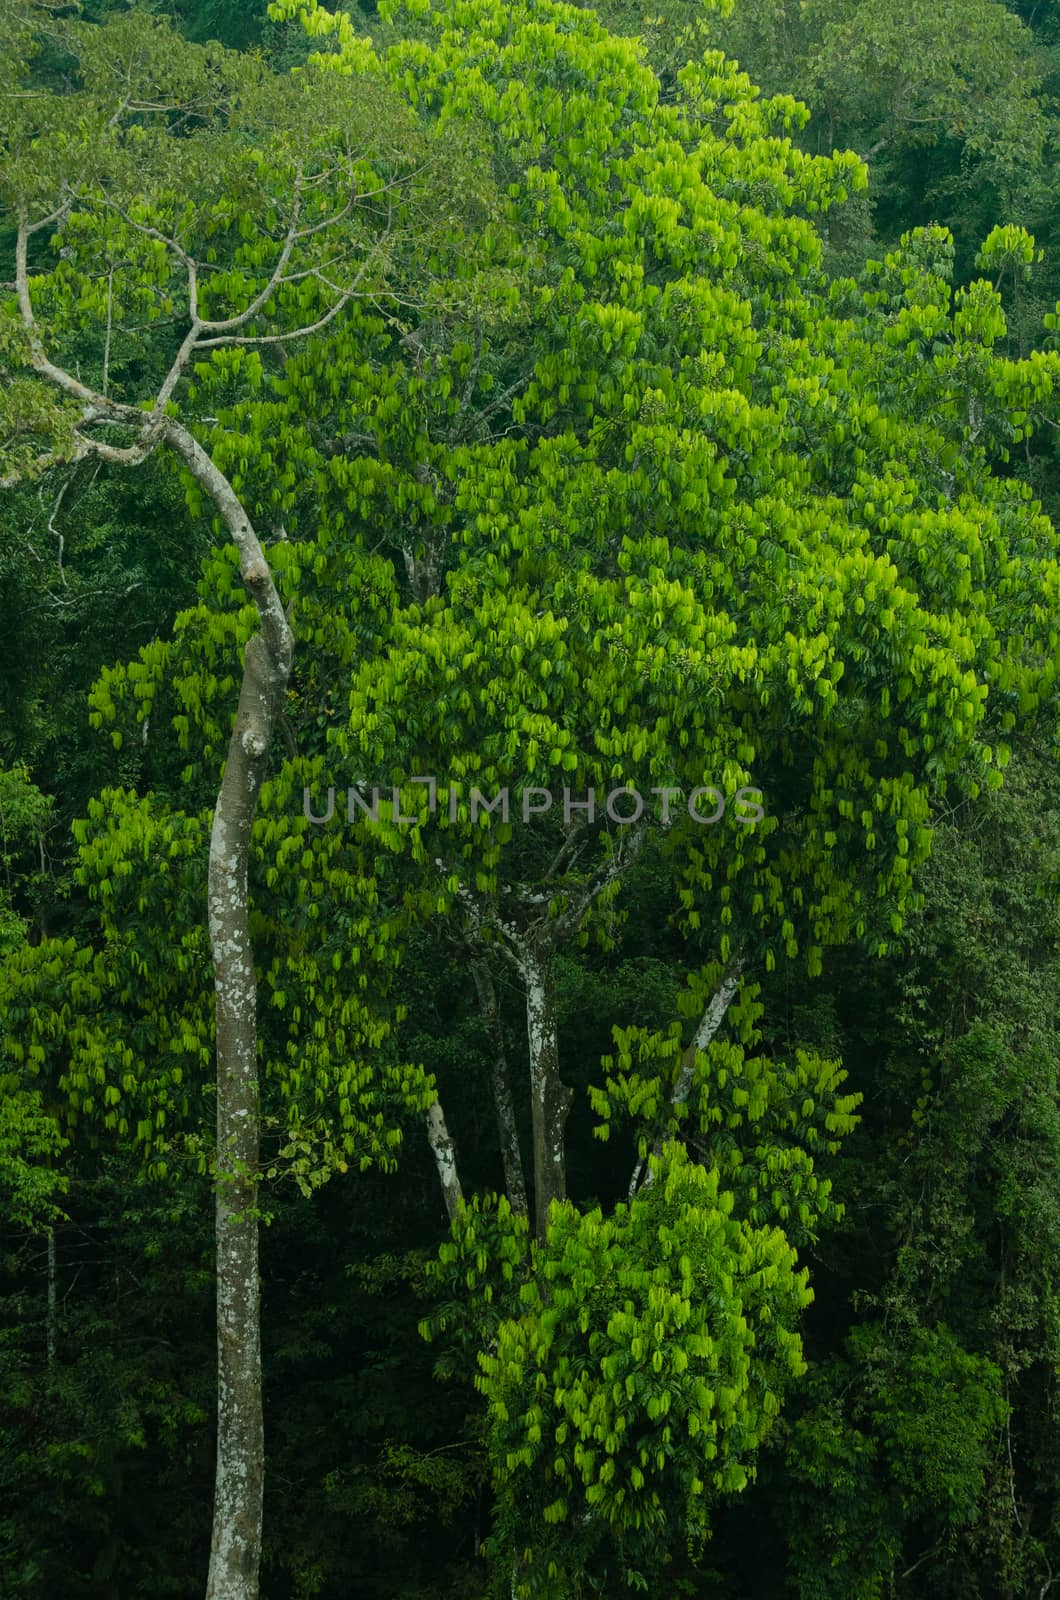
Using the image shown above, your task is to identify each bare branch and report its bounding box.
[552,819,648,942]
[629,960,743,1199]
[471,953,528,1217]
[25,196,74,238]
[544,816,590,882]
[15,204,142,425]
[197,161,306,336]
[163,419,292,671]
[290,178,360,241]
[900,1542,944,1582]
[93,193,200,320]
[194,290,352,349]
[40,472,74,585]
[102,265,114,398]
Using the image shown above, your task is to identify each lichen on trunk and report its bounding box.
[205,628,290,1600]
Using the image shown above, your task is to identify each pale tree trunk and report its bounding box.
[204,632,289,1600]
[629,962,742,1199]
[11,177,365,1600]
[471,955,528,1218]
[448,828,647,1243]
[164,425,295,1600]
[426,1100,464,1223]
[13,261,297,1599]
[10,367,291,1593]
[523,941,572,1243]
[163,424,294,1600]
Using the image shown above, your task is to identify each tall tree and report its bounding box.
[254,0,1060,1588]
[0,7,470,1594]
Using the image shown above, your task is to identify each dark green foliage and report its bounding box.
[0,1158,214,1598]
[705,744,1060,1598]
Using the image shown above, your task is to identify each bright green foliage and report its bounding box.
[0,774,436,1190]
[0,766,68,1230]
[341,564,765,955]
[56,563,435,1181]
[469,1144,812,1595]
[421,1190,532,1348]
[418,975,861,1587]
[0,5,458,1193]
[0,1085,67,1228]
[592,964,861,1245]
[238,0,1060,1583]
[423,1150,816,1596]
[257,0,1060,976]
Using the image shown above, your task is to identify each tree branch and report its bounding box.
[471,953,528,1218]
[552,820,648,942]
[629,960,743,1199]
[16,204,142,426]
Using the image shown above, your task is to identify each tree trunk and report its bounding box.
[46,1225,56,1368]
[471,955,528,1218]
[523,942,571,1243]
[15,201,297,1600]
[205,628,289,1600]
[426,1100,464,1222]
[161,422,295,1600]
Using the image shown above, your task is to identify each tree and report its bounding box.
[607,0,1053,274]
[0,7,475,1595]
[254,0,1060,1587]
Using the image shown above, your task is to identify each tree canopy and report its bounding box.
[2,0,1060,1596]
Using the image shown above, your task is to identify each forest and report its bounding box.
[2,0,1060,1596]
